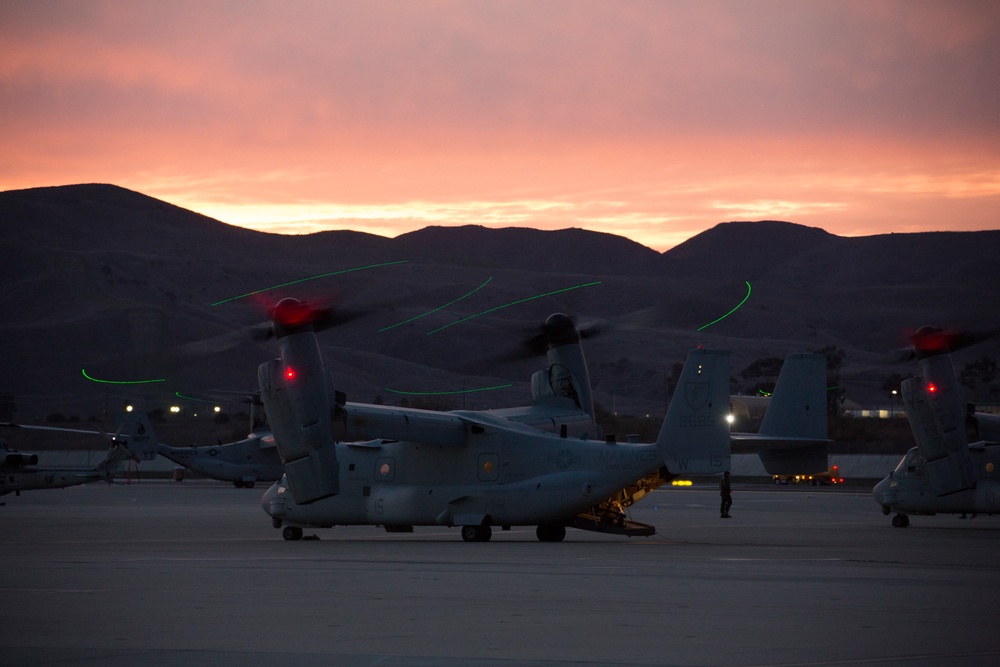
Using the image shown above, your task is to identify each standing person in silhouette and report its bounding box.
[720,471,733,518]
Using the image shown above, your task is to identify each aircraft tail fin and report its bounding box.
[114,411,160,461]
[754,353,829,475]
[759,353,828,440]
[656,349,731,475]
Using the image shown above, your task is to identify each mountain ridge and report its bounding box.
[2,183,998,420]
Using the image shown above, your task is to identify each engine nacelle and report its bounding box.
[257,319,340,505]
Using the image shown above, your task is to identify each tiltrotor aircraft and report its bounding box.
[255,298,828,541]
[0,438,132,497]
[115,404,282,488]
[6,400,283,488]
[445,313,830,475]
[873,327,1000,526]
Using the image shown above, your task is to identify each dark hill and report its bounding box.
[395,225,662,275]
[664,221,839,280]
[2,183,998,423]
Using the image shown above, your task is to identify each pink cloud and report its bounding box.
[1,1,998,250]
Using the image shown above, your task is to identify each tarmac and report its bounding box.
[2,480,998,667]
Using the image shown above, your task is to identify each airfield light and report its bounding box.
[125,405,134,412]
[170,406,181,414]
[214,406,221,413]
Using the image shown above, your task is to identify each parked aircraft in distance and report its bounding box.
[115,410,282,488]
[873,326,1000,526]
[0,438,132,497]
[5,401,282,488]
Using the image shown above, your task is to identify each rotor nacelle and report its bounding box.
[542,313,580,348]
[258,298,341,504]
[528,314,596,426]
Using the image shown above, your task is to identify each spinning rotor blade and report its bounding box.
[173,324,273,361]
[504,313,607,361]
[269,297,375,338]
[894,325,1000,362]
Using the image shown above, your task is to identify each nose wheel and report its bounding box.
[536,524,566,542]
[461,525,492,542]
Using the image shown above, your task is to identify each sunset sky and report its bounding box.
[2,1,998,250]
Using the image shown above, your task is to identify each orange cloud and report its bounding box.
[1,1,998,250]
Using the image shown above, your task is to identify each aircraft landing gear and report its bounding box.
[892,514,910,528]
[461,525,492,542]
[536,524,566,542]
[283,526,304,541]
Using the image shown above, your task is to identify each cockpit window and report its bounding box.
[895,448,926,476]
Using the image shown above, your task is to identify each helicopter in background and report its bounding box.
[6,394,283,488]
[0,438,132,497]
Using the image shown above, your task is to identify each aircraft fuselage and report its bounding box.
[262,427,663,530]
[873,444,1000,517]
[1,468,103,496]
[156,434,283,484]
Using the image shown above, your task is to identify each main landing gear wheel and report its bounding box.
[536,524,566,542]
[282,526,304,541]
[461,525,492,542]
[892,514,910,528]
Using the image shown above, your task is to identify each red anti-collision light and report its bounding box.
[927,382,937,393]
[285,367,297,380]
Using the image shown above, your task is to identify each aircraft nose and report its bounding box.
[260,482,280,516]
[873,477,892,509]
